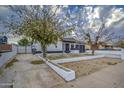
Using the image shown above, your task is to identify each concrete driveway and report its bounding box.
[13,54,65,88]
[0,54,65,88]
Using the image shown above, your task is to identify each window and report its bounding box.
[76,45,79,49]
[71,44,74,49]
[55,45,57,48]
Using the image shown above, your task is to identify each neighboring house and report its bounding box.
[0,36,8,44]
[99,42,114,50]
[0,36,12,53]
[33,37,85,53]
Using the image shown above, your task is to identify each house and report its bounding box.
[0,36,8,44]
[99,42,114,50]
[0,36,12,53]
[33,37,85,53]
[62,37,85,53]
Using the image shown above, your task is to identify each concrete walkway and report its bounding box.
[53,61,124,88]
[52,55,104,64]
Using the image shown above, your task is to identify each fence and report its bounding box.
[0,45,32,68]
[0,45,17,67]
[17,46,32,54]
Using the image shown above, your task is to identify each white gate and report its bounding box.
[17,46,32,54]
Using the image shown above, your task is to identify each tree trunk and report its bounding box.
[62,42,64,55]
[17,45,18,54]
[92,49,95,55]
[91,44,97,55]
[25,46,27,54]
[42,46,47,58]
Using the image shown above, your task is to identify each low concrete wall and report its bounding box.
[37,55,75,81]
[52,55,105,64]
[71,50,79,53]
[121,49,124,60]
[87,50,121,55]
[46,61,75,81]
[37,53,122,82]
[0,45,17,67]
[106,55,121,59]
[87,50,122,59]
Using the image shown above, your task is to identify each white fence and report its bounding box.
[0,45,17,67]
[17,46,32,54]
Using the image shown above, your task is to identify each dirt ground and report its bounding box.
[61,57,122,78]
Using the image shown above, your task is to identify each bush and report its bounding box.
[117,40,124,48]
[0,68,3,75]
[107,62,118,65]
[5,58,18,69]
[31,60,44,65]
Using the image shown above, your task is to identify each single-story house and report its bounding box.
[33,37,85,53]
[99,42,114,50]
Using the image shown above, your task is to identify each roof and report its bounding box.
[62,37,84,44]
[101,41,114,45]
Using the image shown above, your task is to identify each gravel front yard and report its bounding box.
[60,57,122,78]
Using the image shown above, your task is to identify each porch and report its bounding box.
[62,37,85,53]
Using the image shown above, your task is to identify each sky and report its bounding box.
[0,5,124,44]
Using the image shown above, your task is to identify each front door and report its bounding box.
[79,45,85,53]
[65,43,70,53]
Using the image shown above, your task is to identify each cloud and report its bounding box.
[0,6,11,19]
[71,5,124,42]
[1,5,124,43]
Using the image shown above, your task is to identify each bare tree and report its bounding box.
[72,6,124,54]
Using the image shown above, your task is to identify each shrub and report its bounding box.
[0,68,3,75]
[107,62,118,65]
[117,40,124,48]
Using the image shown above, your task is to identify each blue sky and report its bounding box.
[0,5,124,44]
